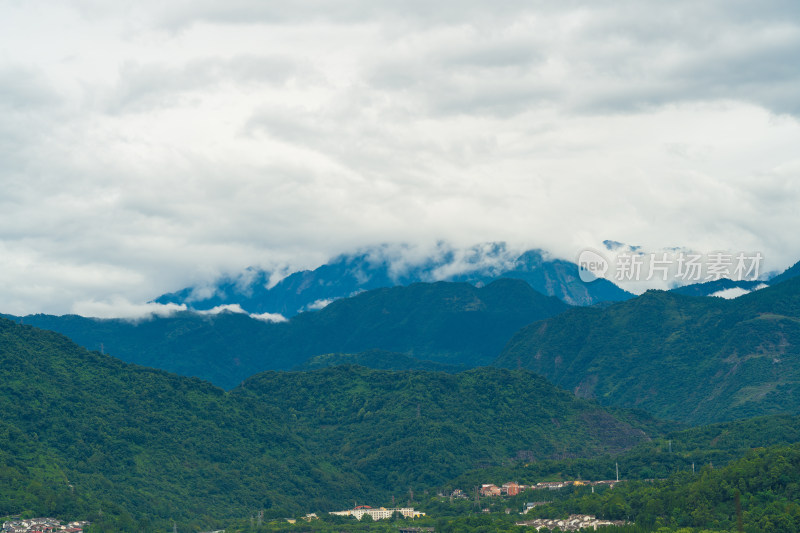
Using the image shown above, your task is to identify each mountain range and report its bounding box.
[154,244,633,317]
[0,316,664,529]
[10,259,800,420]
[154,245,799,318]
[6,248,800,531]
[9,278,568,388]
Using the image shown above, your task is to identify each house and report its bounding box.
[480,484,502,496]
[522,501,552,514]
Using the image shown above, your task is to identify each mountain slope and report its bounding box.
[495,276,800,424]
[12,279,569,388]
[155,244,632,316]
[0,317,357,530]
[0,317,664,529]
[768,259,800,286]
[448,412,800,491]
[482,250,633,306]
[294,349,466,372]
[233,366,669,486]
[277,278,570,367]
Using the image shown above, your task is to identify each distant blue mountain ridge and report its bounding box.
[154,243,634,317]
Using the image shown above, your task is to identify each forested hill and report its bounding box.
[0,316,342,530]
[294,349,467,372]
[233,366,671,486]
[0,316,664,531]
[9,278,568,388]
[496,276,800,424]
[447,412,800,492]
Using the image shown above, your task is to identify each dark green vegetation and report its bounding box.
[445,412,800,491]
[0,317,352,531]
[236,419,800,533]
[204,439,800,532]
[236,366,669,489]
[0,317,663,531]
[295,349,466,372]
[11,279,568,388]
[523,443,800,532]
[496,276,800,424]
[155,245,633,316]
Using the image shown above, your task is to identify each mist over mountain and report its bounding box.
[154,243,633,318]
[766,259,800,286]
[667,261,800,298]
[669,278,767,298]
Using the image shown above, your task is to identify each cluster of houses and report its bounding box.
[329,506,425,521]
[1,518,89,533]
[516,514,629,531]
[478,479,619,497]
[479,482,524,496]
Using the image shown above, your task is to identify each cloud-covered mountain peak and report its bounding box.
[154,242,633,317]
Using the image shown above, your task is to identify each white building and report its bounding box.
[329,506,425,521]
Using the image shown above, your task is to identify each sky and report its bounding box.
[2,0,800,316]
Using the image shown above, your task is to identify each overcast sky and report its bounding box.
[2,0,800,316]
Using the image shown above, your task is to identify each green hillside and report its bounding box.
[11,278,568,388]
[446,412,800,491]
[234,366,669,490]
[294,349,466,372]
[0,317,362,531]
[524,443,800,531]
[225,417,800,533]
[495,277,800,424]
[0,316,659,531]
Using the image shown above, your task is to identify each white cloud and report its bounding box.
[710,287,751,299]
[710,283,770,300]
[305,299,335,311]
[250,311,288,323]
[72,297,187,320]
[1,1,799,315]
[197,304,248,315]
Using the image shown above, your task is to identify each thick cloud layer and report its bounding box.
[1,0,799,316]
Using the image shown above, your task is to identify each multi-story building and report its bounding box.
[329,506,424,521]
